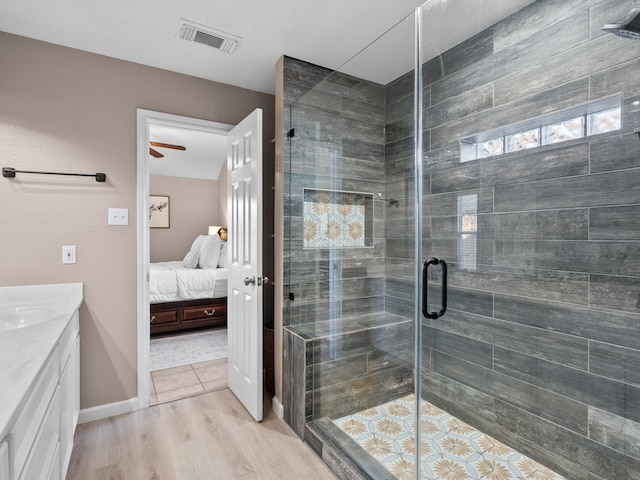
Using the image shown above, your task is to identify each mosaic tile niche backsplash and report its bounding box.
[303,189,373,248]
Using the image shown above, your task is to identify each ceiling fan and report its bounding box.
[149,141,186,158]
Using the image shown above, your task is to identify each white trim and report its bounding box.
[271,395,284,418]
[136,109,233,411]
[78,397,138,424]
[136,109,151,411]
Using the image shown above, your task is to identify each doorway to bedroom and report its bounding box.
[137,110,235,407]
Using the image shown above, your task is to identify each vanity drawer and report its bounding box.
[47,442,61,480]
[59,311,79,373]
[11,347,60,479]
[19,388,60,480]
[0,440,8,480]
[150,309,178,325]
[182,304,225,322]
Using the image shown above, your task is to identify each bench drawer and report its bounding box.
[182,304,225,322]
[150,309,178,325]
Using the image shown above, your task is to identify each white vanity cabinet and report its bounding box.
[0,283,82,480]
[59,311,80,480]
[0,441,9,480]
[8,317,79,480]
[10,347,60,480]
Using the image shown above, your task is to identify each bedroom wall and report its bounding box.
[149,175,222,263]
[0,31,275,410]
[217,161,228,227]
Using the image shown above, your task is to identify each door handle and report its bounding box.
[422,257,447,319]
[245,276,269,286]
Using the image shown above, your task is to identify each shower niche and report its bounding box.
[302,189,374,249]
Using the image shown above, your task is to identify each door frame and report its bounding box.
[136,109,233,409]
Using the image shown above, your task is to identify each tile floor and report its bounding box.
[334,394,566,480]
[150,357,227,405]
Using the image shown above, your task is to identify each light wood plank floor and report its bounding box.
[66,388,338,480]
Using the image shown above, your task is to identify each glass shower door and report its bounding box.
[418,1,640,479]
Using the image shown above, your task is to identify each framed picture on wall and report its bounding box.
[149,195,170,228]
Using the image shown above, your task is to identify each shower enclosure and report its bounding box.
[281,1,640,478]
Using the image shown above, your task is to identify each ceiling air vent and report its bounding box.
[177,19,241,53]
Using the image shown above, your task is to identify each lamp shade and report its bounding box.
[208,225,227,241]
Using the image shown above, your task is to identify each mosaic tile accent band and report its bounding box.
[303,189,371,248]
[334,394,566,480]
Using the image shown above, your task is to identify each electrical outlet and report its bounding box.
[108,208,129,226]
[62,246,76,264]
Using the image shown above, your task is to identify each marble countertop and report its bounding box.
[0,283,82,440]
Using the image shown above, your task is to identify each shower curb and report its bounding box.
[305,418,393,480]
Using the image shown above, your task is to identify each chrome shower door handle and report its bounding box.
[422,257,447,319]
[244,276,256,286]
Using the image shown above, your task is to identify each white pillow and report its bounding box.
[182,234,207,268]
[199,234,222,269]
[218,242,229,268]
[182,249,199,269]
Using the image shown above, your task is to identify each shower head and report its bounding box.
[602,8,640,39]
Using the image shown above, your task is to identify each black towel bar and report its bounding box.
[3,167,106,182]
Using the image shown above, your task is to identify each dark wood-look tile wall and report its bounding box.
[281,57,415,435]
[283,0,640,477]
[382,1,640,478]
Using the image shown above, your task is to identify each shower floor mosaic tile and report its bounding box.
[334,394,565,480]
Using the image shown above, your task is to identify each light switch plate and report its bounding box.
[108,208,129,226]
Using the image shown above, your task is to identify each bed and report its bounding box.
[149,233,229,334]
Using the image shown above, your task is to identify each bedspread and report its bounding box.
[149,261,228,303]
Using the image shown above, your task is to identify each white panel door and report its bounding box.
[227,108,264,421]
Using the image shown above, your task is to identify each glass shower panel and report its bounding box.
[419,1,640,479]
[282,8,419,479]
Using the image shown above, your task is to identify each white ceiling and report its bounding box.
[149,125,228,180]
[1,0,535,179]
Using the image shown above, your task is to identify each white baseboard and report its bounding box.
[78,397,139,424]
[80,395,283,423]
[272,396,284,418]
